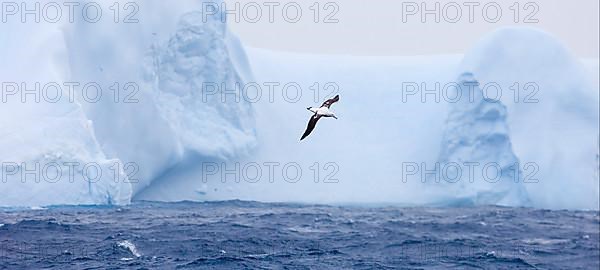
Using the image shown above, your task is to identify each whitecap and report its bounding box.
[118,240,142,258]
[522,238,568,245]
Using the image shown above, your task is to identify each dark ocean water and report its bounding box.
[0,201,598,269]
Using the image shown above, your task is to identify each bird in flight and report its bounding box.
[300,95,340,141]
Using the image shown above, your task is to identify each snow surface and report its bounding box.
[0,0,597,211]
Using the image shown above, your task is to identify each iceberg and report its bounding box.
[0,4,597,212]
[0,0,255,206]
[65,3,257,195]
[428,72,531,207]
[0,19,131,206]
[200,27,597,209]
[0,112,132,207]
[458,27,599,209]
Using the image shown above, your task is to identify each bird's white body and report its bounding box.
[308,107,336,118]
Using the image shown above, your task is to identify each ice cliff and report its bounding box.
[457,27,599,209]
[0,6,597,211]
[0,0,256,206]
[429,72,531,207]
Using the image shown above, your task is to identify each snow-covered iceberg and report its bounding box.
[0,6,597,212]
[0,20,131,206]
[0,0,255,206]
[429,72,530,207]
[201,27,596,210]
[458,27,599,209]
[65,3,256,195]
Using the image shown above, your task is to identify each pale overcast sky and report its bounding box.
[224,0,599,58]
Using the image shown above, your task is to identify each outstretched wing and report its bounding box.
[321,95,340,108]
[300,114,322,141]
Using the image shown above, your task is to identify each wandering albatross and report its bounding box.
[300,95,340,141]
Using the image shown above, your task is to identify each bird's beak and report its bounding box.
[333,116,338,119]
